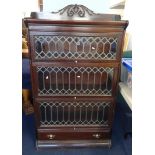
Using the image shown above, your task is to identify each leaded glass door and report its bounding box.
[36,66,115,96]
[30,33,122,62]
[38,100,114,128]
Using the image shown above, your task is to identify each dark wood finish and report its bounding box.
[38,131,110,140]
[24,4,128,149]
[37,140,111,149]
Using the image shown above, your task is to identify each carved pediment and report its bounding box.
[29,4,121,21]
[52,4,96,17]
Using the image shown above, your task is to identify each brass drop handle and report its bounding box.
[47,134,55,139]
[93,133,101,139]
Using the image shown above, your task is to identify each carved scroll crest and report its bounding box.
[52,4,96,17]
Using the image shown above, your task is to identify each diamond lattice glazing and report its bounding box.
[40,101,110,126]
[37,66,113,96]
[34,35,118,60]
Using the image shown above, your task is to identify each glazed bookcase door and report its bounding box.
[34,66,115,96]
[30,32,123,62]
[36,100,114,128]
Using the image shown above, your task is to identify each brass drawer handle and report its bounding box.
[47,134,55,139]
[92,134,101,139]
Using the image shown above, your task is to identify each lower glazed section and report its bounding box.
[36,139,111,149]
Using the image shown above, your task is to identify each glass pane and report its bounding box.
[34,35,118,60]
[39,101,110,126]
[46,105,51,122]
[40,105,45,122]
[37,67,113,96]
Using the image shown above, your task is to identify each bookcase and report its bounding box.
[24,4,128,149]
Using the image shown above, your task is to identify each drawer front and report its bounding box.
[35,99,114,128]
[30,32,123,62]
[33,65,116,96]
[38,131,110,140]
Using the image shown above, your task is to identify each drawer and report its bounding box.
[32,65,118,97]
[35,98,114,128]
[38,131,110,140]
[29,32,123,62]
